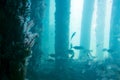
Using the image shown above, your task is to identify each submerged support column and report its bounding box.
[26,0,45,80]
[0,0,34,80]
[80,0,94,58]
[55,0,70,79]
[109,0,120,61]
[96,0,106,60]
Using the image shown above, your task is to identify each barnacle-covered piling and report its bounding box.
[0,0,37,80]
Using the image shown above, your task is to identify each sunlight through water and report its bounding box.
[103,0,113,58]
[90,0,97,56]
[70,0,84,59]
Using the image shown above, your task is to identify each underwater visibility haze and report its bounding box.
[0,0,120,80]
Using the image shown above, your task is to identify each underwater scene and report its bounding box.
[0,0,120,80]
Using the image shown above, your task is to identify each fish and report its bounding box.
[49,54,55,57]
[67,49,74,58]
[72,46,84,50]
[102,48,114,53]
[71,32,76,40]
[102,48,108,52]
[46,58,55,62]
[96,42,103,48]
[107,49,114,53]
